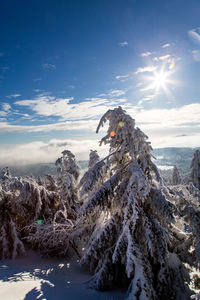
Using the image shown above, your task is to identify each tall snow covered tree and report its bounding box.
[79,107,193,300]
[0,167,12,189]
[167,182,200,267]
[0,186,25,259]
[55,150,80,220]
[190,150,200,190]
[172,165,181,185]
[79,150,102,201]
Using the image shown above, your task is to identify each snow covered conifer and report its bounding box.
[55,150,80,219]
[88,150,100,169]
[172,165,181,185]
[190,150,200,189]
[79,149,103,200]
[0,167,12,189]
[0,187,25,259]
[79,107,192,299]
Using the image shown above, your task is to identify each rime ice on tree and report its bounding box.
[79,107,192,300]
[172,165,181,185]
[55,150,80,220]
[190,150,200,190]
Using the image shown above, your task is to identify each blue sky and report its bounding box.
[0,0,200,165]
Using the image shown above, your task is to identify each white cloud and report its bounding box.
[0,103,11,116]
[1,103,200,166]
[0,111,7,117]
[137,94,156,104]
[33,89,43,93]
[0,138,109,166]
[153,54,171,61]
[108,89,126,97]
[140,51,151,57]
[188,28,200,46]
[119,41,128,47]
[0,100,199,167]
[162,43,170,48]
[0,119,99,134]
[6,94,21,99]
[192,50,200,62]
[115,74,130,81]
[14,93,127,122]
[139,86,155,92]
[2,103,11,111]
[135,66,156,74]
[42,63,56,70]
[127,103,200,148]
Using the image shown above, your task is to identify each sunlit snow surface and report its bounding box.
[0,251,125,300]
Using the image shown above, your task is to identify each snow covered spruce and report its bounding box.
[190,150,200,190]
[0,150,81,258]
[78,106,195,300]
[172,165,181,185]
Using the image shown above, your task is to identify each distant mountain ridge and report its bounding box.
[0,147,199,177]
[152,147,200,174]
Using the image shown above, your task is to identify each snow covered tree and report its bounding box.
[55,150,80,220]
[79,150,103,201]
[0,167,12,189]
[79,107,193,299]
[88,150,100,169]
[0,186,25,259]
[167,182,200,268]
[172,165,181,185]
[190,150,200,189]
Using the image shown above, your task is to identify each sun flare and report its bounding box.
[153,72,167,89]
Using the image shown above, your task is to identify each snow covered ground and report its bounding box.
[0,250,125,300]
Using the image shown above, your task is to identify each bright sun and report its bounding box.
[153,72,167,89]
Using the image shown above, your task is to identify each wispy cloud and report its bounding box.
[33,78,42,82]
[6,94,21,99]
[188,27,200,46]
[108,89,126,97]
[135,66,156,74]
[0,103,11,117]
[137,95,156,105]
[162,43,170,48]
[14,94,126,121]
[0,102,11,116]
[0,67,9,72]
[192,50,200,62]
[33,89,43,93]
[127,103,200,148]
[115,74,130,82]
[0,53,4,57]
[0,111,8,117]
[0,119,99,134]
[42,63,56,70]
[2,103,11,111]
[119,41,128,47]
[140,51,151,57]
[153,54,171,61]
